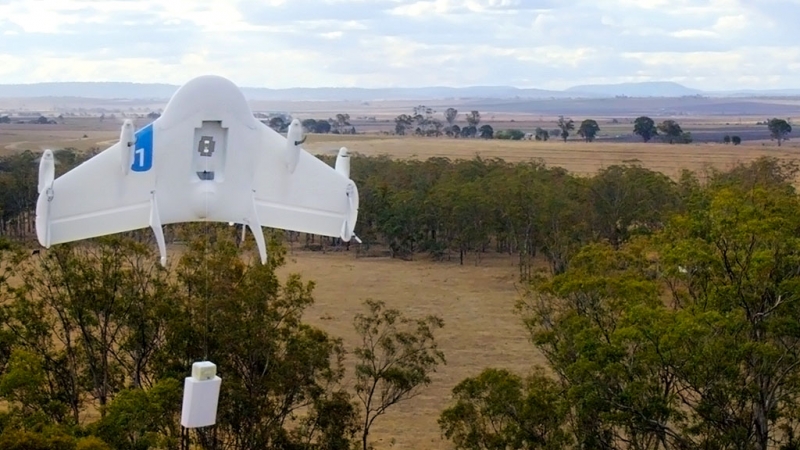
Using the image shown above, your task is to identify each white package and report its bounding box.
[180,374,222,428]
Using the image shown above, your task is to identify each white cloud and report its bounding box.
[0,0,798,90]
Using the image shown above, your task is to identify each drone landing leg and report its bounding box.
[247,194,267,264]
[149,191,167,266]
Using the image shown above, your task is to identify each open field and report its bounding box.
[306,136,800,180]
[275,249,541,450]
[0,121,121,153]
[3,118,800,181]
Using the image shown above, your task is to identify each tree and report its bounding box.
[460,125,477,138]
[556,116,574,142]
[157,230,356,450]
[633,116,658,142]
[478,124,493,139]
[333,113,351,134]
[445,108,458,127]
[723,134,731,144]
[588,163,681,248]
[732,135,742,145]
[465,111,481,128]
[5,238,177,422]
[495,129,524,140]
[309,119,331,133]
[268,116,286,132]
[768,118,792,146]
[301,118,318,133]
[94,378,182,449]
[353,299,445,450]
[439,368,572,450]
[657,119,684,144]
[534,127,549,141]
[577,119,600,142]
[394,114,414,135]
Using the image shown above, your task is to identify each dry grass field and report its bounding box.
[4,117,799,181]
[0,122,119,153]
[275,249,542,450]
[304,134,800,180]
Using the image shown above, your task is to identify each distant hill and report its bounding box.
[565,81,705,97]
[0,83,580,101]
[0,80,797,101]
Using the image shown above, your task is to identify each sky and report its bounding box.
[1,0,799,91]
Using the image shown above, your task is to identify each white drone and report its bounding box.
[35,75,360,265]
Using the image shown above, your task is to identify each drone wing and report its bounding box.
[36,123,158,249]
[252,148,358,239]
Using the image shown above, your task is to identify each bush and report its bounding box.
[494,129,525,140]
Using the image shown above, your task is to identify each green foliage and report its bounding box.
[633,116,658,142]
[577,119,600,142]
[353,299,445,450]
[0,428,83,450]
[93,378,182,450]
[556,116,575,142]
[5,237,177,423]
[588,163,682,248]
[657,119,685,143]
[0,349,65,428]
[495,129,525,140]
[768,118,792,146]
[0,230,364,450]
[439,368,572,450]
[534,127,549,141]
[434,157,800,450]
[76,437,111,450]
[394,114,413,135]
[465,111,481,127]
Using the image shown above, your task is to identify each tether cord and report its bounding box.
[203,134,210,362]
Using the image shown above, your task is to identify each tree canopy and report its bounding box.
[633,116,658,142]
[768,118,792,146]
[577,119,600,142]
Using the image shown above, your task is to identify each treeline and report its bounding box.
[0,148,785,282]
[439,157,800,450]
[263,113,357,135]
[331,152,686,278]
[1,148,685,279]
[391,107,794,145]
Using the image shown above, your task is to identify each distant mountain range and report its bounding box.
[0,80,798,101]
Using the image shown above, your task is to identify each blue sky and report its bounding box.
[1,0,799,90]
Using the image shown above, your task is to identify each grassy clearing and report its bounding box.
[276,249,542,450]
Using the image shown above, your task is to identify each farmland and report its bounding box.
[3,115,800,181]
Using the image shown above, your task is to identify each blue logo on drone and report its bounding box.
[132,124,153,172]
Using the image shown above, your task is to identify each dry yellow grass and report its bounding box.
[275,249,541,450]
[305,135,800,180]
[0,126,118,154]
[6,120,800,182]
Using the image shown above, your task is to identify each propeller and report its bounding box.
[344,182,361,244]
